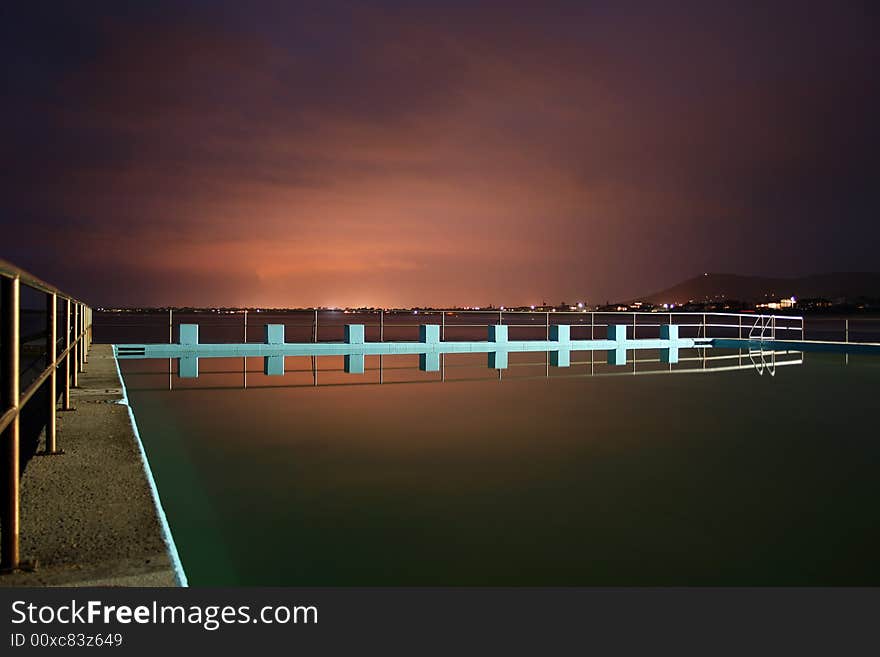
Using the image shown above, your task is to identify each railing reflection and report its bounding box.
[120,348,805,393]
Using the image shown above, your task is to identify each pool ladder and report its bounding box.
[745,316,776,375]
[748,315,776,341]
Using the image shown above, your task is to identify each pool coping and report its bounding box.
[113,352,189,587]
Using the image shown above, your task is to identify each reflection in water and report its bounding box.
[117,351,879,586]
[126,348,805,392]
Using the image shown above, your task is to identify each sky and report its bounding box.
[2,1,878,308]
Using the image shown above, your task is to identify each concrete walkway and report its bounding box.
[1,345,179,586]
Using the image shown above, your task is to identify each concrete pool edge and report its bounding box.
[113,350,189,587]
[2,345,181,587]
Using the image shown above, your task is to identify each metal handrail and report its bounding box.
[0,258,85,302]
[1,260,93,573]
[95,309,808,345]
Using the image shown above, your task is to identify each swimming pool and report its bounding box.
[116,346,880,586]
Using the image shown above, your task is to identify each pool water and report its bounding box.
[118,349,880,585]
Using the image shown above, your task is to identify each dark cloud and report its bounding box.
[2,1,878,306]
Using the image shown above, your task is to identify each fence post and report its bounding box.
[1,275,21,571]
[380,310,385,342]
[441,310,445,341]
[632,312,637,339]
[738,314,742,339]
[545,312,550,340]
[45,293,58,454]
[82,304,88,365]
[845,319,849,343]
[168,308,173,344]
[78,303,85,373]
[702,313,707,339]
[243,309,248,343]
[63,300,71,410]
[313,309,318,343]
[72,304,79,387]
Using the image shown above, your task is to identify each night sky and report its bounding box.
[3,1,878,308]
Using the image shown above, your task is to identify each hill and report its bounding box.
[635,272,880,304]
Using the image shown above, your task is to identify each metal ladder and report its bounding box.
[748,314,776,341]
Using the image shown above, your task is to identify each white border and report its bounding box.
[113,349,189,587]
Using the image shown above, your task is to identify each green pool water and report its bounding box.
[118,349,880,585]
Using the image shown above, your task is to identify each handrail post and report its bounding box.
[46,293,58,453]
[738,314,742,339]
[313,309,318,343]
[81,303,87,371]
[77,303,84,372]
[82,305,88,365]
[168,308,173,344]
[845,319,849,343]
[79,304,86,372]
[545,311,550,340]
[82,305,87,364]
[72,304,79,387]
[1,275,21,571]
[380,310,385,342]
[63,300,71,409]
[441,310,445,341]
[632,312,637,339]
[243,309,248,343]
